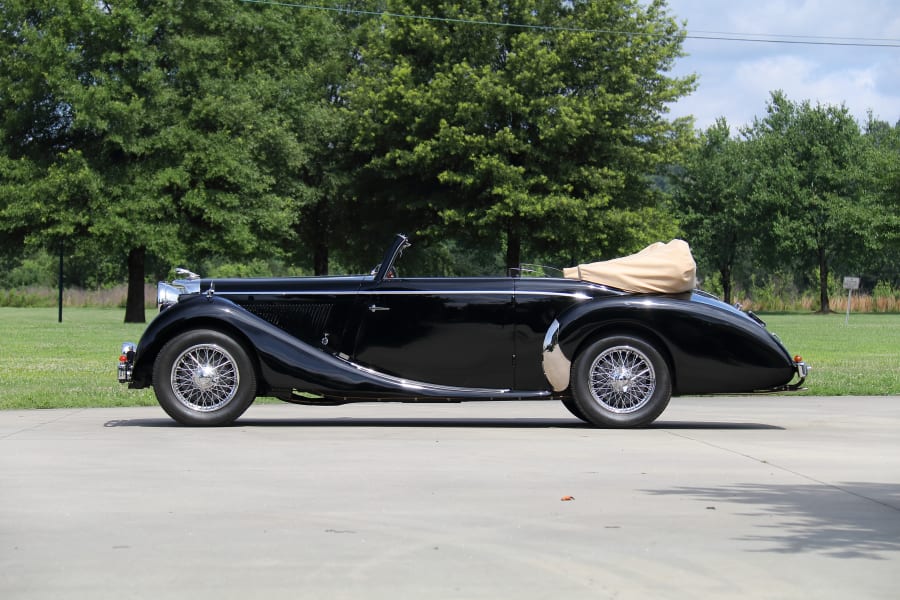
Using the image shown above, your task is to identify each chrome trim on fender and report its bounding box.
[348,360,517,395]
[339,357,552,400]
[542,319,571,392]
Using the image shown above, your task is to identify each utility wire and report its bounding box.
[239,0,900,48]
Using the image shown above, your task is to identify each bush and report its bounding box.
[873,281,900,313]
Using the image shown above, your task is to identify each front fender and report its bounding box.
[130,295,262,388]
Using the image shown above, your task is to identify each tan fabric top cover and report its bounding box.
[563,239,697,293]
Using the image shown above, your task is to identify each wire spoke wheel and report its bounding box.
[588,345,656,414]
[153,329,256,426]
[170,344,240,411]
[572,335,671,428]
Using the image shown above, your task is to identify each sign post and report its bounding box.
[843,276,860,325]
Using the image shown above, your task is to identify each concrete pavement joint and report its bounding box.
[663,429,900,513]
[0,408,85,440]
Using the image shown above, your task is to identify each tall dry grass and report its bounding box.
[0,284,156,308]
[738,291,900,313]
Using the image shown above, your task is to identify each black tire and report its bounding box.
[560,398,590,423]
[571,335,671,428]
[152,329,257,426]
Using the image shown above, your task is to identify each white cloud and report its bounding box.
[662,0,900,131]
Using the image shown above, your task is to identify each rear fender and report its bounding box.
[548,295,795,395]
[555,296,683,353]
[544,297,677,392]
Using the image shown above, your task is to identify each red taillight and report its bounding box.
[794,355,803,363]
[119,355,127,363]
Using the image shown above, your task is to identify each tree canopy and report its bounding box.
[344,0,695,270]
[671,118,753,304]
[1,0,346,320]
[746,92,871,313]
[672,91,899,311]
[2,2,897,317]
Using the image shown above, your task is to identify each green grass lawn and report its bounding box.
[0,307,897,410]
[0,307,157,409]
[763,312,899,396]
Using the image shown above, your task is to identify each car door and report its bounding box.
[352,278,516,389]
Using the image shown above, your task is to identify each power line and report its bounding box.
[684,32,900,48]
[689,29,900,44]
[238,0,900,48]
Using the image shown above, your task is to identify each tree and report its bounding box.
[0,1,102,292]
[746,91,868,313]
[1,1,341,320]
[671,118,753,304]
[345,0,695,271]
[860,116,900,286]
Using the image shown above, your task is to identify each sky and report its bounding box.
[660,0,900,132]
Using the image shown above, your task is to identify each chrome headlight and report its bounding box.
[157,282,184,311]
[157,275,203,311]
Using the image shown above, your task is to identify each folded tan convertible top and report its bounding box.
[563,239,697,293]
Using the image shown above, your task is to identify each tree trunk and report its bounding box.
[720,264,733,305]
[506,220,521,276]
[313,238,329,276]
[124,246,146,323]
[817,247,830,314]
[309,198,330,276]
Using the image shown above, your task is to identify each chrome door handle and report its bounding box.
[368,304,390,313]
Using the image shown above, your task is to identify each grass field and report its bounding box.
[0,307,897,410]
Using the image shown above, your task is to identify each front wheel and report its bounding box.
[571,335,671,428]
[152,329,257,426]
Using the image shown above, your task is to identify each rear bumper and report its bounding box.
[754,359,809,393]
[781,360,809,391]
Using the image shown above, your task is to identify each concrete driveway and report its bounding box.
[1,396,898,599]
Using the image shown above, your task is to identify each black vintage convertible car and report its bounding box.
[118,234,807,427]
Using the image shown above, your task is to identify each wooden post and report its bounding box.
[58,241,64,323]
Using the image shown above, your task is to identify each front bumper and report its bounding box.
[118,342,136,383]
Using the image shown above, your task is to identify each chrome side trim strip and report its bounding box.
[214,289,591,300]
[345,359,553,397]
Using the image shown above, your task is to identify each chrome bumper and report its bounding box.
[118,342,136,383]
[785,360,809,391]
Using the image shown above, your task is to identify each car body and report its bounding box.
[118,234,807,427]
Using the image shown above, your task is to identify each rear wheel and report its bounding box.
[560,398,590,423]
[571,335,671,428]
[152,329,257,426]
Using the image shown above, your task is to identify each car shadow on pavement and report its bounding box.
[104,417,782,430]
[643,481,900,559]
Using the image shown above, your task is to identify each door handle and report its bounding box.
[368,304,390,313]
